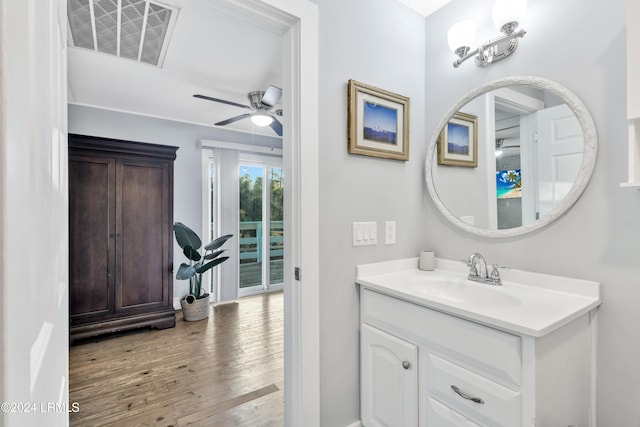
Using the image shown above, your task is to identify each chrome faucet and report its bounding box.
[466,253,502,286]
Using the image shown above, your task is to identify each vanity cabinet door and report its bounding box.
[361,324,418,427]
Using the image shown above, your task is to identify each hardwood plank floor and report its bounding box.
[69,292,283,426]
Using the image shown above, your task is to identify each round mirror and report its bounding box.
[425,76,597,237]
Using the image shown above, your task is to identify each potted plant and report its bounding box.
[173,222,233,321]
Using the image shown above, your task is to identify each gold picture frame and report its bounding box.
[437,111,478,167]
[347,79,409,161]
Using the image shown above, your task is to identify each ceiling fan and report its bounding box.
[193,85,283,136]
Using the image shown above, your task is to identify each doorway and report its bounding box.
[63,0,319,425]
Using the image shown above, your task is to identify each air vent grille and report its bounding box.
[68,0,177,67]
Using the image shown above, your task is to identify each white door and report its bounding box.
[361,324,418,427]
[1,0,70,425]
[536,104,584,217]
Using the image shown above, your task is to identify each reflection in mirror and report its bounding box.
[426,77,597,238]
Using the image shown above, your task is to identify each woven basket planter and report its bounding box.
[180,294,210,321]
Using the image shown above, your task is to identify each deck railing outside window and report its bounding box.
[239,220,284,288]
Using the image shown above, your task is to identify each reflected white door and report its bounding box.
[536,104,584,217]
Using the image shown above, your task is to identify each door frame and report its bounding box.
[222,1,320,425]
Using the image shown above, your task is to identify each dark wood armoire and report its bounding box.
[68,134,178,343]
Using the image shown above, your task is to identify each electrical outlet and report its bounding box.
[385,221,396,244]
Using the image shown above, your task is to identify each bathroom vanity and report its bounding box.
[356,258,600,427]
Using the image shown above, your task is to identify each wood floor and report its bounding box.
[69,292,283,426]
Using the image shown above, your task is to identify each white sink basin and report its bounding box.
[355,257,601,337]
[409,275,521,307]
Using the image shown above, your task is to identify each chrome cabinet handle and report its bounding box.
[402,361,410,369]
[451,385,485,404]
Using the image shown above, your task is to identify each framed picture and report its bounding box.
[347,79,409,161]
[437,111,478,167]
[496,169,522,198]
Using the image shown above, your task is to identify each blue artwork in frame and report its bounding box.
[496,169,522,198]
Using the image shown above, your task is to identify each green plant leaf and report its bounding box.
[204,234,233,251]
[183,246,201,262]
[176,263,197,280]
[203,249,225,260]
[174,222,201,250]
[195,256,229,274]
[192,274,201,298]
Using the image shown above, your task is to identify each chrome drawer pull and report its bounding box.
[451,385,485,404]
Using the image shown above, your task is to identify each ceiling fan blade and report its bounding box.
[193,94,251,110]
[215,113,252,126]
[261,85,282,107]
[270,117,283,136]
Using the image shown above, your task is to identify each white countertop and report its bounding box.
[356,257,601,337]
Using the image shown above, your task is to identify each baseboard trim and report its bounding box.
[346,421,363,427]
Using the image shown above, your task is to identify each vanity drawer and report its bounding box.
[427,398,482,427]
[361,289,521,386]
[425,354,520,426]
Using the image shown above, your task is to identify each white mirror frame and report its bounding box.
[425,76,598,238]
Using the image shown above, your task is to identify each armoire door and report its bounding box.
[69,155,116,323]
[117,159,171,312]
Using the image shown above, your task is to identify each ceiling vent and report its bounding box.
[68,0,179,67]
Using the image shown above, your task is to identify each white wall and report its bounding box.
[68,105,281,306]
[0,0,69,425]
[425,0,638,424]
[312,0,427,425]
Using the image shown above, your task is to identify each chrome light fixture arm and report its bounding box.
[453,28,526,68]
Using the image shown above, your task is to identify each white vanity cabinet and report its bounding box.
[360,288,594,427]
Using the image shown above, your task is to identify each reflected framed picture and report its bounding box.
[437,111,478,167]
[496,169,522,198]
[347,79,409,161]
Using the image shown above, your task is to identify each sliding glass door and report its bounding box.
[238,158,283,295]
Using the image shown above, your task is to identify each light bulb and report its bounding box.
[447,20,476,56]
[251,114,273,127]
[492,0,527,34]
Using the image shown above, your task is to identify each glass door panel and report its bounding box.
[207,158,217,296]
[269,167,284,286]
[239,164,264,289]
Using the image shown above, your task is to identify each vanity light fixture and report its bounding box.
[251,113,274,127]
[447,0,527,68]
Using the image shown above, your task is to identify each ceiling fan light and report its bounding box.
[251,114,274,127]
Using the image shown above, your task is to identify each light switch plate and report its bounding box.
[353,222,377,247]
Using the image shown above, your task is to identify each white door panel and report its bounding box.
[536,104,584,217]
[1,0,69,425]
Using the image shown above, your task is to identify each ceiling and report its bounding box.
[67,0,452,138]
